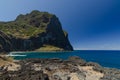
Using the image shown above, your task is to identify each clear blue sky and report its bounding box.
[0,0,120,50]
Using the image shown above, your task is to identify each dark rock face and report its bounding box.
[0,70,49,80]
[0,31,12,52]
[0,10,73,52]
[46,15,73,50]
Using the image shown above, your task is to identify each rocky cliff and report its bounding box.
[0,10,73,52]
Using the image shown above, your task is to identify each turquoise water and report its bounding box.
[12,50,120,69]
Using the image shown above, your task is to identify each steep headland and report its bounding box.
[0,10,73,53]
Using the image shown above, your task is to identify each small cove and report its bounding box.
[10,50,120,69]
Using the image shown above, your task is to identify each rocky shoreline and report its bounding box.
[0,56,120,80]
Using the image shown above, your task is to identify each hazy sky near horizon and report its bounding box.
[0,0,120,50]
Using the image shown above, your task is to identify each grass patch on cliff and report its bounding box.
[0,23,46,39]
[35,45,64,51]
[0,10,52,39]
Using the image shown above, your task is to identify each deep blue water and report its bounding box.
[12,50,120,69]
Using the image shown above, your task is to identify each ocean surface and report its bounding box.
[11,50,120,69]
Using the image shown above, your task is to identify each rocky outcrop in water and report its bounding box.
[0,56,120,80]
[0,10,73,53]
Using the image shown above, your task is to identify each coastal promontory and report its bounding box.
[0,10,73,52]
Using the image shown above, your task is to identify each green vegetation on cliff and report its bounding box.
[0,11,52,39]
[0,10,73,52]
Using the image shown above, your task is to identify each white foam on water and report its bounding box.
[7,52,26,57]
[6,54,26,57]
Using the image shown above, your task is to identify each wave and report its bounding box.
[6,54,26,57]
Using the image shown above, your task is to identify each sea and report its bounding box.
[10,50,120,69]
